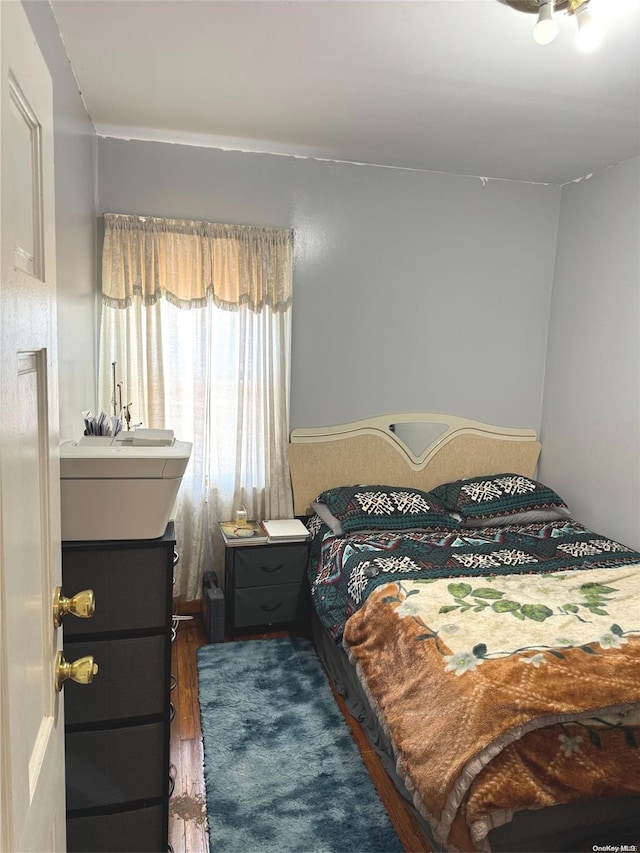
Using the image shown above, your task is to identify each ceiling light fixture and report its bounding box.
[533,0,559,44]
[573,2,605,51]
[499,0,605,49]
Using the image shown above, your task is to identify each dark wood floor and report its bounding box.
[168,614,432,853]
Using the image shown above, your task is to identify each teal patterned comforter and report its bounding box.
[306,516,640,640]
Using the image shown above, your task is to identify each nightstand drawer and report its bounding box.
[233,544,308,588]
[234,583,308,627]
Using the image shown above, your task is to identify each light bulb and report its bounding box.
[575,6,604,51]
[533,2,559,45]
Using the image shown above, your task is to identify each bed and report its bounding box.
[288,414,640,852]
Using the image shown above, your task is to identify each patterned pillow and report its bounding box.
[314,485,458,534]
[430,473,571,527]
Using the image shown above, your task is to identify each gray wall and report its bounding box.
[23,0,98,442]
[539,157,640,550]
[97,138,561,432]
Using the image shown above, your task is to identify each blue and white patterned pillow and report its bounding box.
[314,485,458,535]
[430,473,571,527]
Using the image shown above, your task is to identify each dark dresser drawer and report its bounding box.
[66,722,166,811]
[66,804,165,853]
[64,635,168,725]
[62,545,171,635]
[234,582,308,627]
[233,543,308,587]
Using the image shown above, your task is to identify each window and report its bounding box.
[99,214,293,599]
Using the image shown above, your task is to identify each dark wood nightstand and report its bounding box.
[219,525,310,637]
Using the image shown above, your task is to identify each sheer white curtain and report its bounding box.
[98,214,294,599]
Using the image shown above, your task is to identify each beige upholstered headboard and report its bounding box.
[289,413,541,515]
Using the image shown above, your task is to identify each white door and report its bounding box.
[0,3,67,851]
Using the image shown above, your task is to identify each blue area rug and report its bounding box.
[197,636,403,853]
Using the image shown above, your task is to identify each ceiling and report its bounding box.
[49,0,640,184]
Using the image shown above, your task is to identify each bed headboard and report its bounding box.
[288,412,541,515]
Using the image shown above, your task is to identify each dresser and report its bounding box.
[221,531,310,637]
[61,524,175,853]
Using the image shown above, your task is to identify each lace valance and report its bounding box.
[102,213,293,311]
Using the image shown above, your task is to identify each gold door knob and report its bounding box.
[54,651,98,692]
[53,586,95,628]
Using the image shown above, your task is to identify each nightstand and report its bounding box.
[219,526,310,636]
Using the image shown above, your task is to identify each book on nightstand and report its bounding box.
[260,518,310,543]
[218,520,268,546]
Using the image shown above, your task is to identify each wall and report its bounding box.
[539,157,640,550]
[39,73,637,552]
[98,137,561,432]
[22,1,98,442]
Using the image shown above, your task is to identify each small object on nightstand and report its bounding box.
[218,520,268,546]
[261,518,310,542]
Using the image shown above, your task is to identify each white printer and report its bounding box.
[59,429,192,541]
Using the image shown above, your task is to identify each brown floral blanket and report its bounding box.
[342,566,640,851]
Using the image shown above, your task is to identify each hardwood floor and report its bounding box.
[169,616,209,853]
[168,614,432,853]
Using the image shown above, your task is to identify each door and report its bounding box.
[0,2,66,851]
